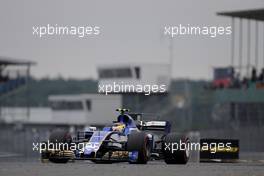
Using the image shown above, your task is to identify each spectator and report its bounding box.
[258,68,264,82]
[233,73,241,88]
[251,67,257,82]
[242,77,249,89]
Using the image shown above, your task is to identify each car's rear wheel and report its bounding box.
[91,159,113,164]
[40,141,49,163]
[48,158,69,163]
[48,129,72,163]
[127,132,150,164]
[162,133,190,164]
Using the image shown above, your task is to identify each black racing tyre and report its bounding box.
[127,132,150,164]
[162,133,190,164]
[48,129,72,163]
[91,160,113,164]
[40,142,49,163]
[48,158,69,163]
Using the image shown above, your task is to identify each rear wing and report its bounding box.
[137,120,171,133]
[128,112,171,133]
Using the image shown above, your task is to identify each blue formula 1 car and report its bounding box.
[41,109,190,164]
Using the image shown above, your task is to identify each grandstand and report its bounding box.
[0,56,35,121]
[212,9,264,90]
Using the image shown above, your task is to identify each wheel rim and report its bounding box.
[146,143,151,159]
[185,140,190,159]
[143,137,151,162]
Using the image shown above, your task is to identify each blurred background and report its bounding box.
[0,0,263,161]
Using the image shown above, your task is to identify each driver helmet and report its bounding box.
[112,122,126,133]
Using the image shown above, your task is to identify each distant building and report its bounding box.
[97,63,171,93]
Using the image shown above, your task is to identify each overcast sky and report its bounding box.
[0,0,263,80]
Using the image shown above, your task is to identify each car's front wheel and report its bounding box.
[127,132,151,164]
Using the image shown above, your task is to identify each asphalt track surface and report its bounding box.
[0,160,264,176]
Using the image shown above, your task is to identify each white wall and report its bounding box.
[0,107,52,124]
[49,94,122,125]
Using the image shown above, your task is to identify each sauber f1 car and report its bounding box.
[41,109,190,164]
